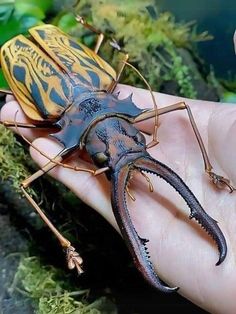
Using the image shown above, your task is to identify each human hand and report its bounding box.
[1,84,236,313]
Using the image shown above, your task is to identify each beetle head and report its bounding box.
[85,117,147,173]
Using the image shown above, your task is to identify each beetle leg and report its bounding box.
[94,33,105,54]
[20,148,108,275]
[20,147,87,275]
[1,120,58,129]
[107,53,129,93]
[76,15,105,53]
[21,178,83,275]
[133,101,235,192]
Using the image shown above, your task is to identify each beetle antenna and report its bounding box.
[123,61,159,148]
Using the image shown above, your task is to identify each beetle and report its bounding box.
[0,19,234,292]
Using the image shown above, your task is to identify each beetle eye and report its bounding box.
[94,152,108,165]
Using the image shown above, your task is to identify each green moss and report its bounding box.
[12,256,117,314]
[164,47,197,98]
[0,124,34,193]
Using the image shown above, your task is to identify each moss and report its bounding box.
[12,256,117,314]
[164,46,197,98]
[0,124,34,194]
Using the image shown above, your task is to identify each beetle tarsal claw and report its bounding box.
[208,171,235,193]
[66,246,84,275]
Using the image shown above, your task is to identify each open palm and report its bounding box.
[1,84,236,314]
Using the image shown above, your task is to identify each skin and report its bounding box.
[1,38,236,313]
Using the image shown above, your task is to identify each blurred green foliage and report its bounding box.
[12,256,117,314]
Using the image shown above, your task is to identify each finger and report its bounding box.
[6,94,15,102]
[29,137,118,229]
